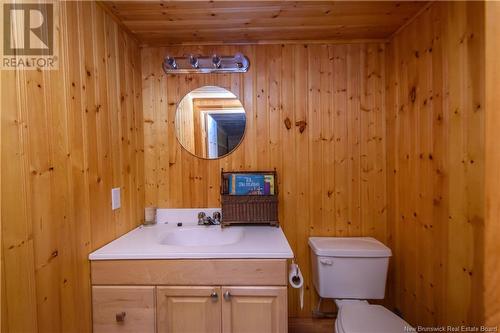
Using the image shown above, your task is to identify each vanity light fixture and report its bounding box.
[212,54,222,68]
[165,56,177,70]
[162,53,250,74]
[188,54,199,69]
[234,52,249,69]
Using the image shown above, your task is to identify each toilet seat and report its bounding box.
[336,301,412,333]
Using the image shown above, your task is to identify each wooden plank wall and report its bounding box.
[484,2,500,328]
[141,43,387,317]
[386,1,485,326]
[1,2,144,332]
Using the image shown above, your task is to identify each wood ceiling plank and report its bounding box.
[101,1,428,46]
[111,5,419,22]
[134,27,394,45]
[123,15,413,31]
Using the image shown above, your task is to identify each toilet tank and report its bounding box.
[309,237,392,299]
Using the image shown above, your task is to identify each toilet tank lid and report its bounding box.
[308,237,392,257]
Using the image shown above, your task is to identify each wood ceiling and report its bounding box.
[101,1,428,46]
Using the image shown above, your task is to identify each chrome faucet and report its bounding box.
[198,211,221,225]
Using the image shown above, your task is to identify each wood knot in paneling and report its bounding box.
[295,120,307,133]
[284,117,292,130]
[410,86,417,103]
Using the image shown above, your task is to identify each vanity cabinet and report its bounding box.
[221,286,287,333]
[157,286,222,333]
[92,286,155,333]
[91,259,288,333]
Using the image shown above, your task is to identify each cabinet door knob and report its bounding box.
[116,311,126,323]
[210,291,218,301]
[223,291,231,301]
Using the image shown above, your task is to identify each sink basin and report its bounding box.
[160,227,244,246]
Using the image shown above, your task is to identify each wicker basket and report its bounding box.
[220,170,279,227]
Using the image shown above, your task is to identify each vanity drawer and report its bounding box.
[91,259,287,286]
[92,286,155,333]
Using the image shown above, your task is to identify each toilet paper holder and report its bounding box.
[288,259,304,310]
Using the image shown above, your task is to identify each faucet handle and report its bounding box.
[212,211,221,224]
[198,212,206,225]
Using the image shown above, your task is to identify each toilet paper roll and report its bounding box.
[289,262,304,310]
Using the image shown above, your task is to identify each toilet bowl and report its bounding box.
[334,300,411,333]
[308,237,413,333]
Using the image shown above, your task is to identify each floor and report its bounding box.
[288,318,335,333]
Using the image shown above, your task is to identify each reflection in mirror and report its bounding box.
[175,86,246,159]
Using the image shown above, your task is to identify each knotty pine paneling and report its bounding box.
[142,43,387,317]
[102,1,427,46]
[386,1,485,326]
[1,2,144,332]
[485,2,500,328]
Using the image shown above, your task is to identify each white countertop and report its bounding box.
[89,223,294,260]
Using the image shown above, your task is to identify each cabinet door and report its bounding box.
[221,286,287,333]
[92,286,155,333]
[157,286,222,333]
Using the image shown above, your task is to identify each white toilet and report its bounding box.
[309,237,413,333]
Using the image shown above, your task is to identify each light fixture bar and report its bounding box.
[163,53,249,74]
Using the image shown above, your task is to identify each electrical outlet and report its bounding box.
[111,187,121,210]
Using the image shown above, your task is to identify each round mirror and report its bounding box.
[175,86,246,159]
